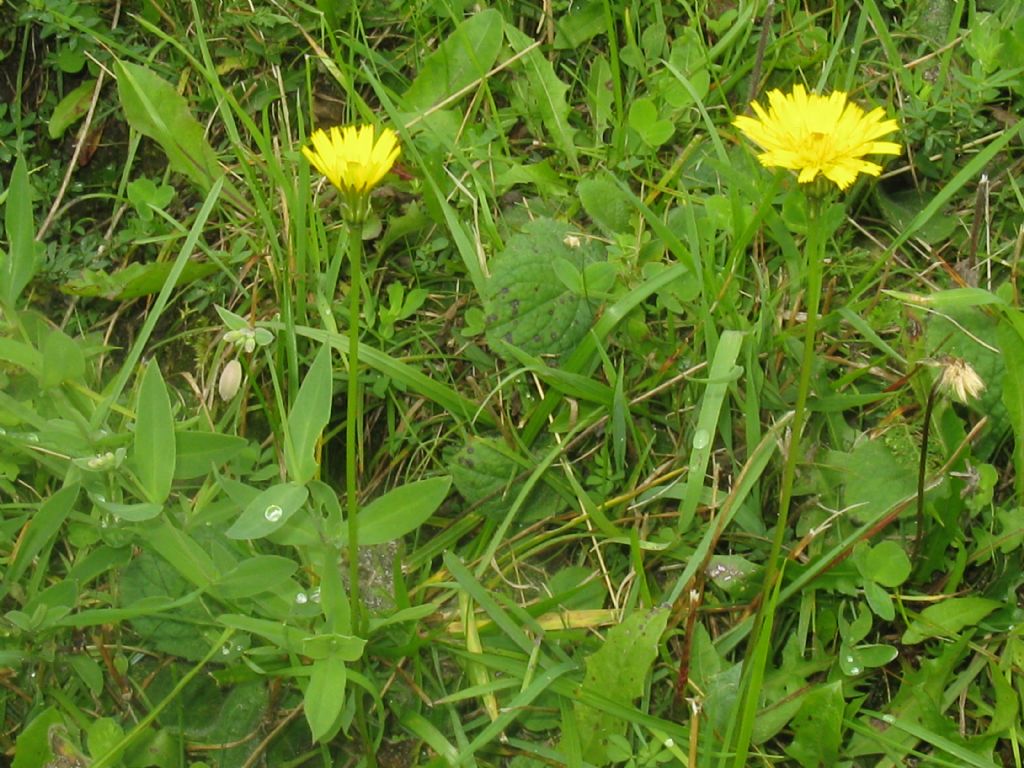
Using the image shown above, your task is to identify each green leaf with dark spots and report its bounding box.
[562,606,670,765]
[483,218,603,361]
[448,435,563,521]
[120,549,210,660]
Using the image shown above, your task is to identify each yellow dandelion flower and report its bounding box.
[302,124,401,197]
[734,85,900,191]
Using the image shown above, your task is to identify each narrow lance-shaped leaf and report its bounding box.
[133,361,176,505]
[504,23,579,171]
[114,59,249,213]
[285,344,333,485]
[344,475,453,546]
[402,9,504,111]
[2,155,39,307]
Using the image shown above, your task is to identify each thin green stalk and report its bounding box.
[915,378,941,560]
[346,231,364,637]
[772,195,826,589]
[345,225,376,765]
[729,195,826,767]
[92,629,235,768]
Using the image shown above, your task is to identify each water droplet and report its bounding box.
[664,738,674,748]
[309,587,321,603]
[691,429,710,450]
[0,427,6,435]
[845,655,855,664]
[95,494,106,503]
[264,505,283,522]
[848,666,861,675]
[295,592,308,605]
[881,714,896,724]
[26,433,39,443]
[221,646,231,655]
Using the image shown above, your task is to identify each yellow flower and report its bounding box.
[734,85,900,191]
[302,124,400,197]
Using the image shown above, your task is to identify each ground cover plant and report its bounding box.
[2,0,1024,765]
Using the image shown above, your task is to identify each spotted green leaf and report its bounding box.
[483,218,603,361]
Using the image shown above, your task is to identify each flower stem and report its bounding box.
[346,228,364,636]
[730,196,827,767]
[915,378,941,559]
[771,196,825,584]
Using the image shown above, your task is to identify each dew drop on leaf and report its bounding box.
[692,429,710,450]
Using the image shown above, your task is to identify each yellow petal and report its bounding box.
[302,123,401,196]
[734,85,900,191]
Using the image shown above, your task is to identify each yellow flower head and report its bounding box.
[733,85,900,191]
[302,124,401,197]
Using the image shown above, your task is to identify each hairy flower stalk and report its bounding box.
[728,86,900,766]
[303,124,400,639]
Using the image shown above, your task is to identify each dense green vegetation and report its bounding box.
[2,0,1024,765]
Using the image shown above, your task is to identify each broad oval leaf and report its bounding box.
[902,597,1001,645]
[865,540,912,588]
[578,175,633,235]
[95,498,163,522]
[226,483,308,540]
[483,218,603,361]
[301,633,366,662]
[40,328,85,389]
[305,655,348,743]
[212,556,298,599]
[115,60,221,194]
[349,476,452,546]
[174,430,250,480]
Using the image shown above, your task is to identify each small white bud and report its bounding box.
[218,359,243,401]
